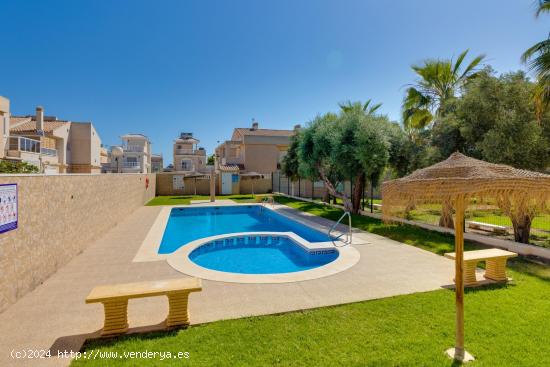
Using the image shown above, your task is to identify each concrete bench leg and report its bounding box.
[463,261,478,286]
[101,300,129,336]
[485,258,508,281]
[166,292,190,328]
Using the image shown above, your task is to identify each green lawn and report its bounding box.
[146,194,269,206]
[73,196,550,366]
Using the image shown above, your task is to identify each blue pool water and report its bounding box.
[189,235,338,274]
[159,205,332,254]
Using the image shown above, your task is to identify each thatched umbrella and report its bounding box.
[240,172,263,196]
[185,172,210,195]
[382,152,550,362]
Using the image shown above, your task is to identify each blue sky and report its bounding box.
[1,0,547,164]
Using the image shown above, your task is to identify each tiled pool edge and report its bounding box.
[167,231,360,283]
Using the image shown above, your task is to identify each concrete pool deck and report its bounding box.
[0,202,456,366]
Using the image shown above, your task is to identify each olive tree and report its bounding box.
[296,109,390,214]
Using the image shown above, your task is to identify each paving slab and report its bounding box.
[0,203,456,367]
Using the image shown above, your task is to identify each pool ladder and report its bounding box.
[328,211,352,244]
[261,196,274,209]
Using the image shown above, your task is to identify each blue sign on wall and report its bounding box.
[0,184,18,234]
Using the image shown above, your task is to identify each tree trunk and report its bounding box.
[322,189,329,203]
[439,199,455,229]
[317,167,353,212]
[351,174,365,214]
[512,214,532,244]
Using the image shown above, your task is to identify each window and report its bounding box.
[232,174,239,183]
[181,159,192,171]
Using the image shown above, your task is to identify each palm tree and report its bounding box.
[521,0,550,120]
[402,49,485,130]
[338,99,382,115]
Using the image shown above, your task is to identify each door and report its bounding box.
[221,173,232,195]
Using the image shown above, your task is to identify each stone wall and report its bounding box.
[0,173,155,312]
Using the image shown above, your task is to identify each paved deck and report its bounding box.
[0,203,456,366]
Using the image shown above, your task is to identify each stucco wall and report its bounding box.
[242,144,282,173]
[0,173,155,313]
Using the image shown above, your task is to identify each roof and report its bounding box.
[10,116,69,134]
[234,128,295,137]
[121,134,149,140]
[175,137,199,144]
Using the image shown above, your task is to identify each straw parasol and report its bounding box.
[382,152,550,362]
[184,172,210,196]
[240,172,263,196]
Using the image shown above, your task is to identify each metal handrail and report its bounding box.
[328,211,352,244]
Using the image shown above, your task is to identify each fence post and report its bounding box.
[370,176,374,213]
[287,176,290,195]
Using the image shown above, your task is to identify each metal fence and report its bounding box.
[272,171,550,248]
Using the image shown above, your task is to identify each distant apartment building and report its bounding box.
[173,133,207,172]
[215,121,296,173]
[151,154,164,173]
[105,134,162,174]
[7,105,102,173]
[214,121,296,194]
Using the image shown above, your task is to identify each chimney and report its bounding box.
[294,124,301,131]
[36,106,44,132]
[251,120,259,130]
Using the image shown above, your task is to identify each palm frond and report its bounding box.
[536,0,550,17]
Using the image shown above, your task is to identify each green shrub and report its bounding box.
[0,160,39,174]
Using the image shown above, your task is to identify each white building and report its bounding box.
[107,134,152,173]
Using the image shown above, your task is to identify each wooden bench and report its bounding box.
[86,278,202,336]
[444,249,517,286]
[467,221,508,235]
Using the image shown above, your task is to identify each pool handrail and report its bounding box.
[328,211,352,244]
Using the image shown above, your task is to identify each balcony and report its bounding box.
[175,149,206,156]
[123,145,146,153]
[122,161,141,169]
[8,136,41,154]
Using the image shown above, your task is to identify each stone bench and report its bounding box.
[86,278,202,336]
[467,221,508,235]
[445,249,517,286]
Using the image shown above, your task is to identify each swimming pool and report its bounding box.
[189,235,338,274]
[159,205,332,254]
[157,204,361,283]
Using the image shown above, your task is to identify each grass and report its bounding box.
[73,195,550,366]
[146,194,269,206]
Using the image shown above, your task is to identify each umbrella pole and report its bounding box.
[446,195,474,362]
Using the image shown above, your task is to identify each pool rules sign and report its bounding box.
[0,184,17,234]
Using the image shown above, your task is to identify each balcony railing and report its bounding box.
[123,145,146,152]
[40,148,57,157]
[8,136,41,154]
[122,161,141,168]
